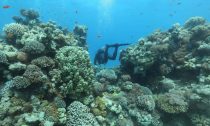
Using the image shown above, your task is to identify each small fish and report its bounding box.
[74,21,78,24]
[75,10,78,14]
[139,12,144,15]
[2,5,11,9]
[177,2,182,5]
[169,13,174,17]
[96,35,102,39]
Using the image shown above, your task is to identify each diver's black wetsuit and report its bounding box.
[94,43,130,65]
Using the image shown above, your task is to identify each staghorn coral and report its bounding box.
[67,101,99,126]
[55,46,94,98]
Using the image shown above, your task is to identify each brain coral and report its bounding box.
[55,46,94,97]
[67,101,99,126]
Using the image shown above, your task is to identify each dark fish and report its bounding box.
[96,35,102,39]
[177,2,182,5]
[169,13,174,17]
[75,10,78,14]
[2,5,11,9]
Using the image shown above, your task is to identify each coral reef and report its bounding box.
[0,10,210,126]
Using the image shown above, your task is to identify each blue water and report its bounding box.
[1,0,210,67]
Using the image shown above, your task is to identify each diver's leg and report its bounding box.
[108,46,119,60]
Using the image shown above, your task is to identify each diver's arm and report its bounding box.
[118,43,131,46]
[106,43,131,47]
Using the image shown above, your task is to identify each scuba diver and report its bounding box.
[94,43,130,65]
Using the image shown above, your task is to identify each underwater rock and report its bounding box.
[67,101,99,126]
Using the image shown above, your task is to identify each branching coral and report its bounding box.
[3,23,27,42]
[55,46,94,97]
